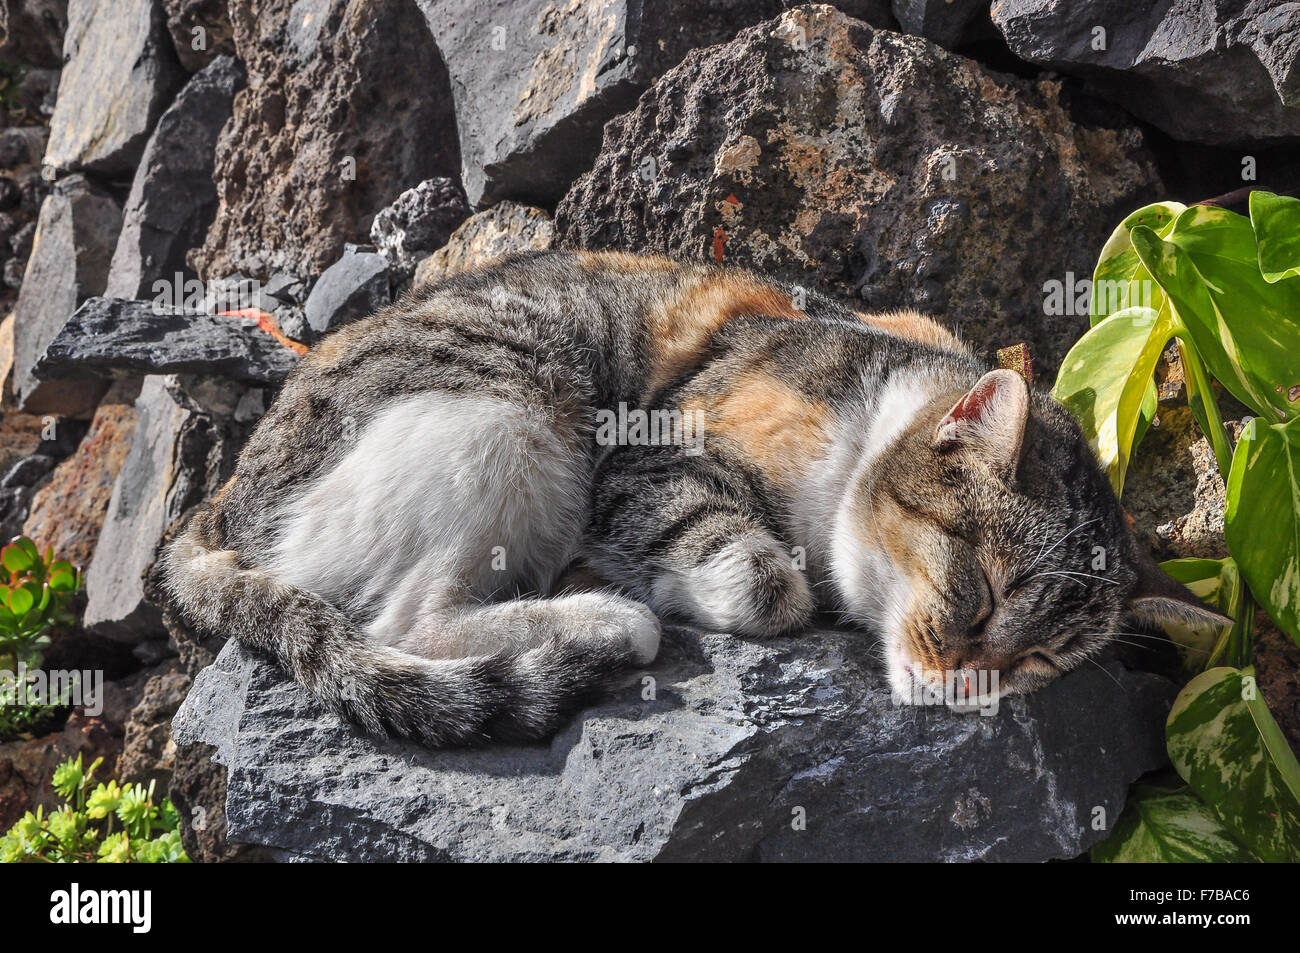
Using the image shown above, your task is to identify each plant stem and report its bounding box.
[1175,333,1233,482]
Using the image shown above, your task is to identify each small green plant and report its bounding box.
[0,536,83,742]
[0,754,189,863]
[1053,191,1300,861]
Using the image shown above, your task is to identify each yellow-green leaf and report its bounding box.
[1052,306,1172,495]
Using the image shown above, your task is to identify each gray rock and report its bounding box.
[11,174,121,414]
[84,375,237,640]
[44,0,185,176]
[417,0,897,209]
[891,0,989,48]
[992,0,1300,144]
[105,55,243,300]
[557,6,1163,377]
[34,296,301,385]
[303,245,391,337]
[173,628,1174,862]
[369,177,470,280]
[261,272,309,306]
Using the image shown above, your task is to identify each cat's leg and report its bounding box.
[265,391,660,666]
[390,589,660,663]
[585,444,814,636]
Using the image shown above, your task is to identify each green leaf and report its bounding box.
[1090,201,1186,326]
[0,542,34,575]
[1052,306,1172,495]
[1092,783,1256,862]
[1132,207,1300,424]
[1250,190,1300,283]
[5,586,33,617]
[1225,415,1300,643]
[1167,665,1300,862]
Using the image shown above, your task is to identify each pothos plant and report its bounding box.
[1053,190,1300,861]
[0,536,83,740]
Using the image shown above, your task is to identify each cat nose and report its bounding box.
[953,654,1011,677]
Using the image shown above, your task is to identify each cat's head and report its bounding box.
[836,368,1229,708]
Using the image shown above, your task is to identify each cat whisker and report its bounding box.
[1022,517,1101,579]
[1080,652,1125,689]
[1024,569,1119,587]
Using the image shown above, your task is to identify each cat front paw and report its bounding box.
[659,534,815,637]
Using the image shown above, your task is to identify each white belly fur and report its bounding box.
[264,392,590,647]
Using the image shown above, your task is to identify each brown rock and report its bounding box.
[162,0,235,72]
[412,202,555,287]
[0,409,44,475]
[0,0,68,69]
[21,380,140,569]
[0,710,120,830]
[1255,611,1300,757]
[1124,390,1248,562]
[0,314,15,411]
[192,0,460,281]
[117,661,190,789]
[556,5,1164,375]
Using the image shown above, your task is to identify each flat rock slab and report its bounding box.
[174,625,1175,862]
[35,296,300,385]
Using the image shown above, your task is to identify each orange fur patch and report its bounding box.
[646,272,807,398]
[856,308,968,353]
[681,370,829,490]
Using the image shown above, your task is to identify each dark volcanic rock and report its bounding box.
[192,0,461,281]
[891,0,990,48]
[43,0,185,176]
[11,173,121,414]
[0,0,68,69]
[369,177,470,281]
[303,244,390,337]
[417,0,897,209]
[556,5,1164,375]
[105,55,243,300]
[991,0,1300,144]
[35,297,301,385]
[173,628,1175,861]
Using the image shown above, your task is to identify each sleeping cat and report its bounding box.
[161,250,1229,745]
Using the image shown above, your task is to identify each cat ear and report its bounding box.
[934,369,1029,478]
[1129,561,1234,630]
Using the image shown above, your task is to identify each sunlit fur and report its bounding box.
[161,251,1226,746]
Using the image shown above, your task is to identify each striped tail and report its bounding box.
[159,508,634,746]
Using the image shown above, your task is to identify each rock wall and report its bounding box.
[1,0,1297,861]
